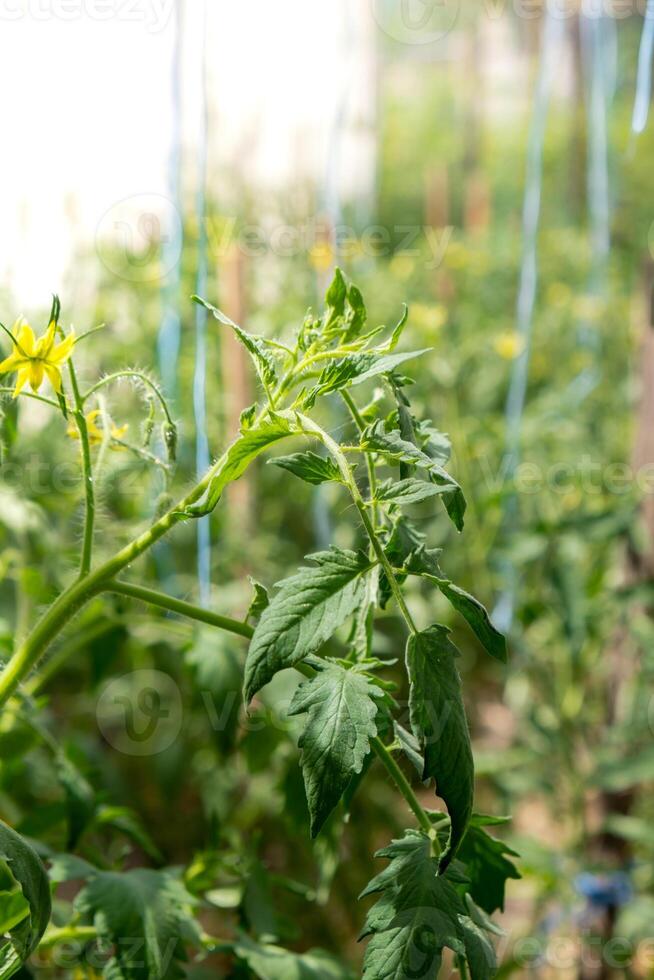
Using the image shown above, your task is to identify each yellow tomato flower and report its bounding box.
[0,317,75,396]
[67,410,128,447]
[493,331,525,360]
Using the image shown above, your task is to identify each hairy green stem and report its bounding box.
[38,925,98,950]
[370,738,432,835]
[299,413,419,634]
[67,360,95,578]
[340,389,379,528]
[0,459,217,707]
[0,387,62,409]
[82,370,174,425]
[105,580,253,639]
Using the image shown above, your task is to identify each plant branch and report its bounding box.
[38,925,98,950]
[67,359,95,578]
[341,389,379,528]
[370,738,433,836]
[302,415,418,634]
[0,387,63,410]
[104,580,253,639]
[0,456,217,706]
[82,370,174,425]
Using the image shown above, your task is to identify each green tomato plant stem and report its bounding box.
[104,580,253,639]
[0,447,221,706]
[0,387,61,409]
[82,370,174,425]
[341,389,379,529]
[304,416,419,635]
[38,925,99,950]
[370,738,433,836]
[67,358,95,579]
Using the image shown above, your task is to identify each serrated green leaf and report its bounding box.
[193,296,278,390]
[384,304,408,352]
[188,414,297,516]
[246,577,270,622]
[414,418,451,465]
[434,580,507,664]
[347,565,379,659]
[408,563,506,663]
[376,478,454,507]
[361,422,434,468]
[75,868,201,980]
[341,283,367,342]
[393,722,424,776]
[458,912,497,980]
[239,403,257,431]
[405,545,445,579]
[288,663,383,836]
[0,821,51,979]
[360,830,466,980]
[234,933,353,980]
[271,451,342,486]
[308,350,430,404]
[377,517,431,609]
[325,268,347,323]
[457,818,520,914]
[406,627,473,870]
[244,549,375,702]
[361,423,466,530]
[387,375,416,480]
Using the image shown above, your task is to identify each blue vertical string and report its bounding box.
[194,0,210,605]
[493,9,563,633]
[569,9,612,402]
[583,14,611,268]
[153,0,183,589]
[632,0,654,134]
[158,0,184,399]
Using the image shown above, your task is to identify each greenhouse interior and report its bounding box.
[0,1,653,978]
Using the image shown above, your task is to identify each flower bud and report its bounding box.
[162,421,177,463]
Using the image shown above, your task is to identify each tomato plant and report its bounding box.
[0,272,517,979]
